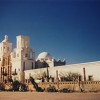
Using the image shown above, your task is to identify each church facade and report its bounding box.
[0,35,65,83]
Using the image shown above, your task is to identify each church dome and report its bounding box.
[37,52,52,61]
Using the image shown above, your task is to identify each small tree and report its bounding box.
[33,70,51,82]
[59,71,82,92]
[59,71,81,82]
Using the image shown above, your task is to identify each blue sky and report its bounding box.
[0,0,100,64]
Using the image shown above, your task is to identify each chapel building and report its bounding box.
[0,35,65,83]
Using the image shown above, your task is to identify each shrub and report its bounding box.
[47,85,57,92]
[12,80,20,91]
[59,88,71,93]
[20,84,27,92]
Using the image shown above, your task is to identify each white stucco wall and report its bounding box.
[24,61,100,81]
[22,60,35,70]
[11,58,22,71]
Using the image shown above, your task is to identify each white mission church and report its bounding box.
[0,35,100,83]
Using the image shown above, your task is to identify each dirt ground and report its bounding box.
[0,92,100,100]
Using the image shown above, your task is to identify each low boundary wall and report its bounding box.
[28,81,100,92]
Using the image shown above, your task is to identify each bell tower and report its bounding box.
[11,35,35,82]
[0,35,12,83]
[16,35,29,49]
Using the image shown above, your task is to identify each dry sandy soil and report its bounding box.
[0,92,100,100]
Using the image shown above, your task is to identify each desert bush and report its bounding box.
[59,88,71,93]
[47,85,57,92]
[12,80,20,91]
[19,83,27,92]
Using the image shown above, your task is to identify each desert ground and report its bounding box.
[0,92,100,100]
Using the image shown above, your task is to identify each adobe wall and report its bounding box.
[28,81,100,92]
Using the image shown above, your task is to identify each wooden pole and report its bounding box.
[83,68,86,81]
[56,70,59,89]
[46,66,49,82]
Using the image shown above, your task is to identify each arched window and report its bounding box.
[25,53,28,57]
